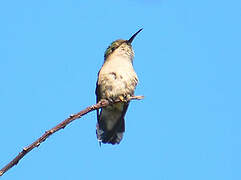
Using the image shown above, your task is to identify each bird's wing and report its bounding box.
[95,80,101,123]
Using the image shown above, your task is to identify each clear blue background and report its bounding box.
[0,0,240,179]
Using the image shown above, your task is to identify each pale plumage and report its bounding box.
[96,29,142,145]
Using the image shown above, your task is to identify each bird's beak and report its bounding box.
[128,28,143,44]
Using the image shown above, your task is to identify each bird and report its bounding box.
[95,28,142,145]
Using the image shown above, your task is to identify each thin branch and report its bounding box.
[0,95,144,177]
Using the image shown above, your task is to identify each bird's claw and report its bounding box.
[119,95,127,102]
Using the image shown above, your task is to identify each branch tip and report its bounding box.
[129,95,144,100]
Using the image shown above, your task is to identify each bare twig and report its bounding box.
[0,95,144,177]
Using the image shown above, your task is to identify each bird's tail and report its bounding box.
[96,117,125,145]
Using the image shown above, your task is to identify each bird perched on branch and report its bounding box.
[95,29,142,145]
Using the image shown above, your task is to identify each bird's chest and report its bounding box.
[98,59,138,99]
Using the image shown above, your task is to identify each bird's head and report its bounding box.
[104,28,143,61]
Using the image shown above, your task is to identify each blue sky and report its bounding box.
[0,0,241,179]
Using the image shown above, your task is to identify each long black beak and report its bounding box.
[128,28,143,44]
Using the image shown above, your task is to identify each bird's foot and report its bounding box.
[119,95,127,102]
[106,97,115,103]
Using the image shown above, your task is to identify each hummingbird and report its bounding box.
[95,28,142,145]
